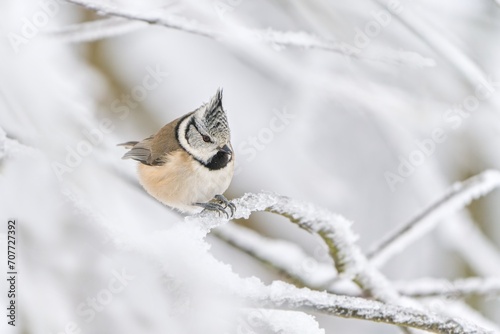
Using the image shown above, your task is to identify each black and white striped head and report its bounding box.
[177,89,232,170]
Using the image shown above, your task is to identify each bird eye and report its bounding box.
[202,135,211,143]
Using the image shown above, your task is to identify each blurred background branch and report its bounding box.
[61,0,435,66]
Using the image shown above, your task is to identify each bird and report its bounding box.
[119,89,235,216]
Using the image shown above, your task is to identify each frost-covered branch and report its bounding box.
[62,0,434,67]
[195,193,417,308]
[394,277,500,299]
[63,0,333,47]
[64,0,216,37]
[237,308,326,334]
[192,192,498,332]
[263,196,413,305]
[46,17,147,43]
[244,281,489,334]
[0,129,41,160]
[443,217,500,277]
[368,170,500,268]
[427,300,500,334]
[214,223,337,289]
[215,224,499,301]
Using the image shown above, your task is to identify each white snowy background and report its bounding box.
[1,0,500,333]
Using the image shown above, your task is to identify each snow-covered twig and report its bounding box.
[214,223,337,288]
[197,193,416,308]
[62,0,434,67]
[46,17,147,43]
[215,224,498,301]
[194,192,499,332]
[236,308,326,334]
[368,170,500,268]
[442,216,500,277]
[64,0,216,37]
[421,299,500,334]
[244,281,489,334]
[215,224,500,301]
[394,277,500,298]
[0,131,42,159]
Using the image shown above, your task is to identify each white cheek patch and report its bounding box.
[177,116,217,163]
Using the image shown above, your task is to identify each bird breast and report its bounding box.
[137,149,234,213]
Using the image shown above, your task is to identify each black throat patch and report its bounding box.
[201,150,231,171]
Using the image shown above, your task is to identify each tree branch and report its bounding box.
[62,0,434,67]
[217,227,500,300]
[46,17,147,43]
[394,277,500,299]
[244,281,489,334]
[197,193,418,308]
[368,170,500,268]
[214,222,337,289]
[190,188,500,332]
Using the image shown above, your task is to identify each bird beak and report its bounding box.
[220,144,232,155]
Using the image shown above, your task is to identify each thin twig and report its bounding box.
[62,0,434,67]
[261,195,423,334]
[368,170,500,268]
[244,281,489,334]
[197,193,418,306]
[217,226,500,300]
[214,218,500,301]
[256,195,415,307]
[214,224,497,300]
[213,222,337,289]
[65,0,217,37]
[45,17,147,43]
[194,190,500,333]
[237,308,325,334]
[394,277,500,299]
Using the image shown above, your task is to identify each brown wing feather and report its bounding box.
[120,116,184,166]
[117,141,139,149]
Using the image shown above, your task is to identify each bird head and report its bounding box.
[177,89,233,168]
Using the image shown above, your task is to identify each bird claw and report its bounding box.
[195,202,229,218]
[214,194,236,217]
[195,195,235,219]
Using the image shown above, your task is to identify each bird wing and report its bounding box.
[117,141,140,149]
[119,117,182,166]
